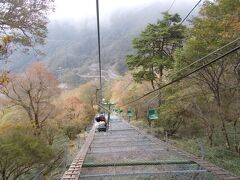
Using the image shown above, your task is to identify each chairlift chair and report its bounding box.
[147,94,159,121]
[148,109,158,120]
[127,110,133,117]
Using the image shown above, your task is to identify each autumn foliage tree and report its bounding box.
[111,73,152,122]
[78,81,98,109]
[173,0,240,150]
[64,97,86,121]
[0,0,54,87]
[55,94,95,140]
[0,0,54,56]
[0,63,59,135]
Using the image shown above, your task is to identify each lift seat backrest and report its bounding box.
[127,110,133,117]
[148,109,158,120]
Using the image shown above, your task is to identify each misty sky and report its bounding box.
[50,0,203,23]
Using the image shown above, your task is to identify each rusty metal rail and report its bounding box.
[80,170,209,179]
[82,160,195,167]
[61,125,96,180]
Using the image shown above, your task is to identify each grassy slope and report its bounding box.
[131,119,240,176]
[171,138,240,176]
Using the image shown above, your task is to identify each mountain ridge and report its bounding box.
[5,1,197,87]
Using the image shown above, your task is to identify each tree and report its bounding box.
[0,35,12,59]
[78,81,98,109]
[64,97,84,121]
[126,12,185,89]
[158,83,192,137]
[55,94,95,140]
[0,63,59,135]
[110,73,151,123]
[0,0,54,87]
[42,118,59,145]
[0,123,54,180]
[0,0,54,57]
[174,0,240,149]
[62,97,93,140]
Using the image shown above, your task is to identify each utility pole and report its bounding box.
[95,88,99,104]
[107,102,115,128]
[96,0,102,102]
[102,101,114,128]
[108,103,111,128]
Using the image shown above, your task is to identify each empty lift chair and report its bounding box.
[147,94,159,128]
[127,109,133,121]
[148,109,158,120]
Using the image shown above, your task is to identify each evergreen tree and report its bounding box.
[126,12,186,89]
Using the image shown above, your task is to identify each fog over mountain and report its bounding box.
[5,1,200,87]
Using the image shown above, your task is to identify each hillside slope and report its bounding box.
[5,2,197,87]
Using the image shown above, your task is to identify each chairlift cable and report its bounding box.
[119,45,240,107]
[168,38,240,78]
[115,38,240,106]
[117,0,203,102]
[167,0,176,12]
[123,38,240,106]
[180,0,202,25]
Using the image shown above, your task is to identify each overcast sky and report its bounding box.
[50,0,203,22]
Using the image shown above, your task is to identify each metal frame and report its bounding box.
[86,148,166,154]
[61,126,96,180]
[82,160,196,167]
[80,170,208,179]
[61,116,239,180]
[90,142,157,148]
